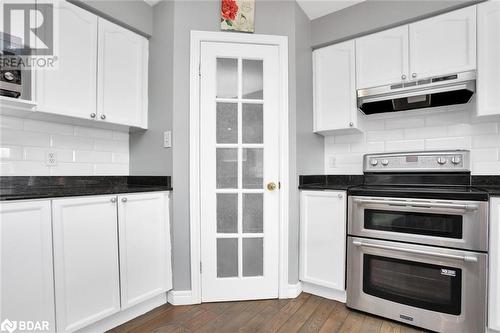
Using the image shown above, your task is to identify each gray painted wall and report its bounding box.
[311,0,482,48]
[129,0,322,291]
[70,0,154,37]
[129,1,174,176]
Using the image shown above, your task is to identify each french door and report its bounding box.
[200,41,281,302]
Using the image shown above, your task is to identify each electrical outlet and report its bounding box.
[163,131,172,148]
[46,151,57,166]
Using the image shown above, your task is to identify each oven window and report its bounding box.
[363,254,462,315]
[364,209,463,239]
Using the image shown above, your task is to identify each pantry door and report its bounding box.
[200,42,281,302]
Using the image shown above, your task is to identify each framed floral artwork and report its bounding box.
[221,0,255,33]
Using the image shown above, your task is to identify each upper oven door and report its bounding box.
[348,196,488,251]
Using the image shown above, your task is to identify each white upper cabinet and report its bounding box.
[36,1,97,119]
[313,40,362,135]
[409,6,476,79]
[0,200,56,332]
[98,19,148,128]
[117,192,172,309]
[52,196,121,333]
[356,26,410,89]
[300,191,347,299]
[477,1,500,117]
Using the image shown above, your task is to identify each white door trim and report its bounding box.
[189,30,289,304]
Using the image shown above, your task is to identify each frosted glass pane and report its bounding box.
[242,104,263,144]
[242,60,263,99]
[217,103,238,143]
[217,238,238,278]
[217,58,238,99]
[217,149,237,189]
[243,193,263,233]
[242,148,263,189]
[243,238,263,277]
[217,193,238,233]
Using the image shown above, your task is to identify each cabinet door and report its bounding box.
[52,196,120,333]
[356,26,410,89]
[97,18,148,128]
[300,191,346,291]
[117,192,172,309]
[313,41,359,134]
[0,200,55,332]
[409,6,476,79]
[477,1,500,117]
[490,197,500,331]
[36,1,97,120]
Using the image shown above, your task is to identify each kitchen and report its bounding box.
[0,0,499,332]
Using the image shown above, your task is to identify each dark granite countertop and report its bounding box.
[472,176,500,196]
[298,175,364,191]
[0,176,172,201]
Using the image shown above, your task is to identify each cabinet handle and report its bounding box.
[411,73,417,78]
[338,193,343,199]
[110,197,117,203]
[121,197,127,203]
[90,113,96,119]
[401,74,406,80]
[100,114,106,120]
[349,122,354,127]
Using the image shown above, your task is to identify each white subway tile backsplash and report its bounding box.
[24,147,74,163]
[24,119,74,136]
[0,116,24,130]
[385,139,424,152]
[1,129,50,147]
[366,129,404,142]
[0,116,129,175]
[325,105,500,175]
[0,146,23,160]
[51,134,94,150]
[74,126,113,139]
[425,137,471,150]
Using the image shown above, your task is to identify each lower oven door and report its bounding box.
[347,237,487,333]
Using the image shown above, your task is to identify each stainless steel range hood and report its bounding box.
[357,71,475,115]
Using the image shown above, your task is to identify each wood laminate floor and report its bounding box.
[109,293,428,333]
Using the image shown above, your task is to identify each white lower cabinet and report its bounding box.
[300,191,346,301]
[52,195,121,333]
[118,192,172,309]
[490,197,500,331]
[0,200,56,332]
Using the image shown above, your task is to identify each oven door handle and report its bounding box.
[353,198,478,211]
[352,240,479,262]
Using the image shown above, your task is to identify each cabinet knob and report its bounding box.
[90,113,96,118]
[338,193,343,199]
[121,197,128,203]
[412,73,417,78]
[349,122,354,127]
[100,114,106,120]
[401,74,407,80]
[110,197,117,203]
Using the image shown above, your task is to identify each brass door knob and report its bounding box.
[267,182,277,191]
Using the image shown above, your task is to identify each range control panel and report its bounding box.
[363,150,470,173]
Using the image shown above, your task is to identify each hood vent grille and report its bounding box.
[358,71,475,115]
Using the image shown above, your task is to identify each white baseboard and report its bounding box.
[77,293,167,333]
[286,282,303,298]
[167,290,197,305]
[301,281,346,303]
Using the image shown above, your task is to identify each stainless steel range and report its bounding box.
[346,150,488,333]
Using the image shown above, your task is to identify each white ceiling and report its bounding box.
[143,0,367,21]
[295,0,367,20]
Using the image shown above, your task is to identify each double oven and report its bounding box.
[346,151,489,333]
